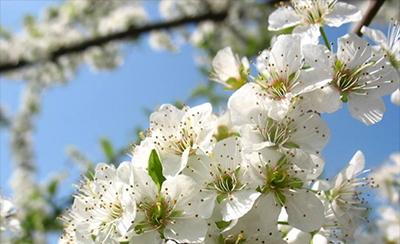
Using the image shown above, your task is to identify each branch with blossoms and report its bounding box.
[51,1,400,244]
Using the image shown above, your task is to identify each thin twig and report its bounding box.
[0,11,228,74]
[353,0,386,36]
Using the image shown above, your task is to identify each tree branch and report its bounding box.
[353,0,386,36]
[0,11,227,74]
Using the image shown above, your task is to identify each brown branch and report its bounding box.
[353,0,386,36]
[0,11,228,74]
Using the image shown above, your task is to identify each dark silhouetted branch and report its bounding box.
[353,0,386,36]
[0,11,228,74]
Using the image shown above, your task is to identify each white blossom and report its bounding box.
[210,47,249,90]
[247,148,325,232]
[302,34,398,124]
[268,0,361,39]
[131,167,208,243]
[61,162,136,243]
[132,103,216,177]
[362,20,400,106]
[183,137,260,221]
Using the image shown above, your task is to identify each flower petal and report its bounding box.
[325,2,362,27]
[268,6,301,31]
[220,190,261,221]
[164,217,208,243]
[285,189,324,232]
[348,94,385,125]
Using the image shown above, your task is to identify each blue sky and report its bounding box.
[1,0,399,204]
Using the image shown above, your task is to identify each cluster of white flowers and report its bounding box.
[57,1,400,243]
[0,195,21,243]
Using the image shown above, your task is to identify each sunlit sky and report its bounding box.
[1,0,399,205]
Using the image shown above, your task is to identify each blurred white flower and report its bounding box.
[0,195,21,234]
[210,47,249,90]
[372,152,400,203]
[268,0,361,39]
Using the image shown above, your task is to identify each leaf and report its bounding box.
[47,180,59,196]
[148,149,166,191]
[100,138,114,162]
[215,220,231,230]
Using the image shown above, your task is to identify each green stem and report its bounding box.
[319,26,331,51]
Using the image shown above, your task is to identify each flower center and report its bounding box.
[135,197,180,234]
[258,157,303,205]
[332,60,373,102]
[292,0,336,24]
[256,71,300,100]
[110,201,124,220]
[209,167,244,194]
[262,118,292,146]
[169,127,197,156]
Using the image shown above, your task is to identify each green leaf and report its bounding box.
[216,193,228,204]
[100,138,114,162]
[47,180,59,196]
[215,220,231,230]
[148,149,166,191]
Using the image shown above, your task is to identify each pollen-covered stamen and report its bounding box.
[136,197,177,233]
[332,60,375,102]
[259,156,304,205]
[110,201,123,220]
[386,20,400,69]
[329,172,377,220]
[224,233,247,244]
[291,0,337,25]
[169,127,197,155]
[261,118,292,146]
[208,167,245,194]
[256,65,301,100]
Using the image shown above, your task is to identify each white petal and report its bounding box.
[268,6,301,31]
[301,85,342,113]
[301,44,334,74]
[269,34,303,74]
[285,189,324,232]
[164,217,208,243]
[290,110,330,154]
[348,95,385,125]
[212,137,242,170]
[292,24,320,45]
[325,2,362,27]
[161,175,198,213]
[94,163,116,181]
[345,150,365,179]
[131,138,153,169]
[286,228,312,244]
[391,88,400,105]
[149,104,184,134]
[132,166,158,202]
[337,34,372,70]
[211,47,241,83]
[117,161,134,185]
[220,190,261,221]
[253,194,281,230]
[130,231,162,243]
[161,152,185,178]
[361,26,388,46]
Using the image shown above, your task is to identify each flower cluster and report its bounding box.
[60,1,399,243]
